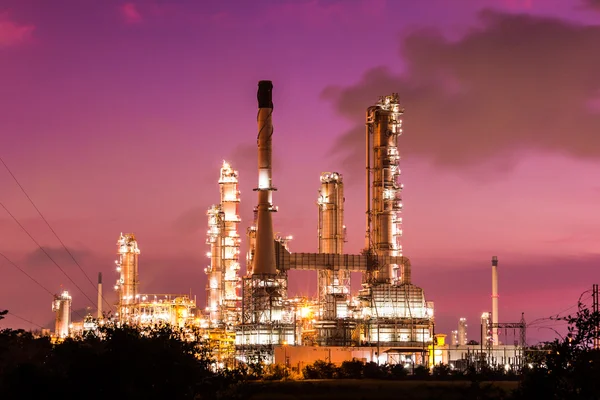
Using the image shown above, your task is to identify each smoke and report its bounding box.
[23,246,95,270]
[582,0,600,11]
[173,207,205,234]
[322,10,600,178]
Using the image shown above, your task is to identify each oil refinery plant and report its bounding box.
[49,81,526,370]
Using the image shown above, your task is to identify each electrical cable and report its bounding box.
[0,251,55,297]
[0,156,114,312]
[0,200,98,309]
[0,251,85,320]
[4,311,45,329]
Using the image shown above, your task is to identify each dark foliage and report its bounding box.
[0,322,230,400]
[514,300,600,400]
[339,359,364,379]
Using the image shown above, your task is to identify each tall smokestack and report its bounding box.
[97,272,103,319]
[492,256,499,346]
[253,80,277,275]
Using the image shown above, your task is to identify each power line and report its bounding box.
[0,156,113,312]
[0,200,98,309]
[0,251,55,297]
[4,311,45,329]
[0,251,85,320]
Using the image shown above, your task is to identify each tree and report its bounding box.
[339,359,363,379]
[0,323,227,400]
[514,298,600,399]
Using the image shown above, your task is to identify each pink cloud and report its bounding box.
[503,0,534,10]
[0,13,34,47]
[120,2,142,24]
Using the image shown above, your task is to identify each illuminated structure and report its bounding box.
[357,94,433,347]
[491,256,499,346]
[237,81,294,361]
[113,233,197,327]
[205,162,242,327]
[317,172,348,314]
[481,312,492,349]
[115,233,140,320]
[458,317,468,345]
[97,272,103,319]
[52,290,72,338]
[135,294,196,328]
[314,172,354,345]
[451,330,458,346]
[364,94,405,283]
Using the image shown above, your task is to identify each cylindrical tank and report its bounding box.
[52,290,72,338]
[115,233,140,321]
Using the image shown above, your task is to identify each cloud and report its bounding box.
[322,10,600,177]
[173,207,205,234]
[582,0,600,11]
[0,13,34,47]
[262,0,386,28]
[23,246,95,270]
[120,2,142,24]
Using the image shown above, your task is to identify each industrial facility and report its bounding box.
[47,81,526,371]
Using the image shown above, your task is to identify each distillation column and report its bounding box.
[115,233,140,322]
[206,205,225,323]
[220,162,242,325]
[317,172,348,318]
[458,317,468,345]
[52,290,72,338]
[205,162,242,326]
[365,94,405,284]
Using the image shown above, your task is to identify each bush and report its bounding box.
[363,361,388,379]
[431,363,451,378]
[413,365,430,379]
[390,364,408,379]
[303,360,338,379]
[339,359,363,379]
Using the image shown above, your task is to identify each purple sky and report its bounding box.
[1,0,599,343]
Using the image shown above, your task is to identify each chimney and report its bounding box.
[252,81,277,275]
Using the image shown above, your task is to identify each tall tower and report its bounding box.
[206,205,225,323]
[97,272,103,319]
[365,94,405,284]
[458,317,468,345]
[317,172,348,319]
[220,162,242,324]
[491,256,499,346]
[205,162,242,326]
[115,233,140,322]
[253,80,277,276]
[52,290,72,338]
[237,81,293,358]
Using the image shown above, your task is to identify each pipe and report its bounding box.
[253,80,277,275]
[97,272,103,319]
[492,256,499,346]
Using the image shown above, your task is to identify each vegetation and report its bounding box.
[1,298,599,399]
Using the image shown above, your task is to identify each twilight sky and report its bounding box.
[1,0,599,343]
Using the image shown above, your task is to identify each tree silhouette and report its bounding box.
[514,299,600,399]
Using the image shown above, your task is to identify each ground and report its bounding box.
[230,380,519,400]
